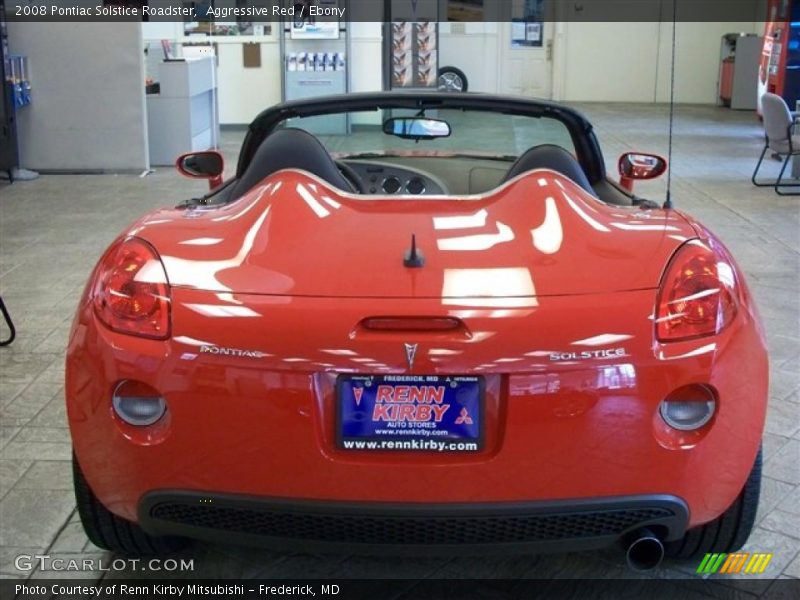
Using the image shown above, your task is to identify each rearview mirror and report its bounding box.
[176,151,225,190]
[618,152,667,191]
[383,117,451,140]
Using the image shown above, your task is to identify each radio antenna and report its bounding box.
[663,2,677,210]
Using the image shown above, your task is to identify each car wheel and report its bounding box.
[665,446,761,559]
[73,452,186,555]
[438,66,469,92]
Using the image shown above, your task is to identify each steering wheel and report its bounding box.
[335,160,366,194]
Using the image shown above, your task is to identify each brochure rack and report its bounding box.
[281,0,350,135]
[0,0,26,182]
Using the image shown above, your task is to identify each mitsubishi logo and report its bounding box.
[455,407,473,425]
[404,343,418,370]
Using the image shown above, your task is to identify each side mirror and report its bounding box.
[176,151,224,190]
[618,152,667,192]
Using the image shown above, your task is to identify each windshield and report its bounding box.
[281,108,576,160]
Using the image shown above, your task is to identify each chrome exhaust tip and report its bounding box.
[625,528,665,572]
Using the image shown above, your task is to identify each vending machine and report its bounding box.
[719,33,761,110]
[758,0,800,113]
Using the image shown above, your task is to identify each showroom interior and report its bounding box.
[0,0,798,593]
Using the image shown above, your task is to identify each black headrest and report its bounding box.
[229,128,354,200]
[501,144,595,196]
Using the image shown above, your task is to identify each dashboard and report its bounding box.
[341,160,448,196]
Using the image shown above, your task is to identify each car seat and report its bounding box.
[229,128,356,199]
[501,144,596,196]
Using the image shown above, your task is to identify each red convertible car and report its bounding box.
[66,93,767,570]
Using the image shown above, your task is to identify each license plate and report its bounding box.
[337,375,483,452]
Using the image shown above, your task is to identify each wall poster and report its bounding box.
[391,20,438,88]
[510,0,544,48]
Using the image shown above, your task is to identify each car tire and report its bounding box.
[665,446,761,559]
[73,452,186,555]
[438,66,469,92]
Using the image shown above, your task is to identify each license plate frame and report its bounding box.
[336,374,484,452]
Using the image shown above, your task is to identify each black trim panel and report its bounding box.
[139,492,688,556]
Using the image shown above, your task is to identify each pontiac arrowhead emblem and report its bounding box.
[404,343,418,370]
[353,387,363,406]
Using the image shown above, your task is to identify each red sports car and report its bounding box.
[66,93,767,570]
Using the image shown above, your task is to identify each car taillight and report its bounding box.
[92,237,170,339]
[656,239,738,342]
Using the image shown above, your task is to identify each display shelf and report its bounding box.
[281,0,350,135]
[0,0,20,180]
[285,70,347,134]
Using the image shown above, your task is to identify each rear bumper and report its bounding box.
[139,492,688,555]
[67,288,768,530]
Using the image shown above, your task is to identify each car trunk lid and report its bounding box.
[136,170,695,298]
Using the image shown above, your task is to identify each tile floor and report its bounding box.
[0,103,797,596]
